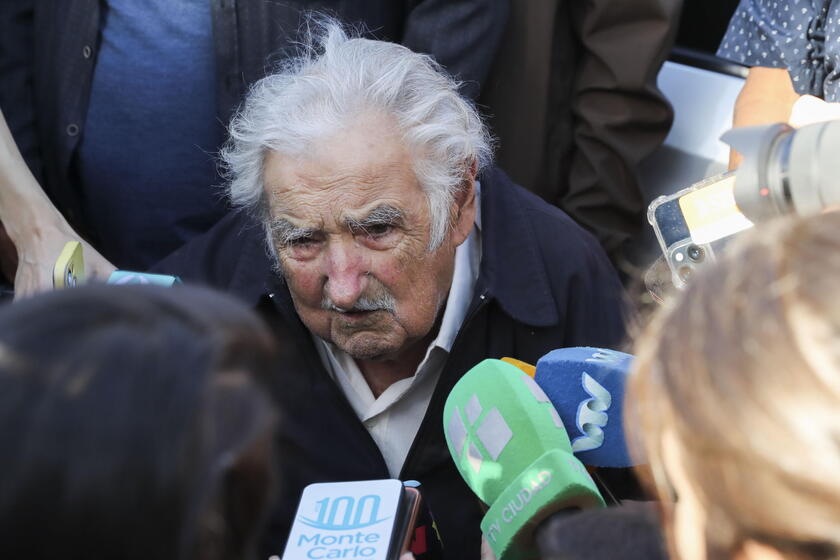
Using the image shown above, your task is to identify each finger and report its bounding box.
[480,537,497,560]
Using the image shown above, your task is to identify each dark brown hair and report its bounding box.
[0,284,279,560]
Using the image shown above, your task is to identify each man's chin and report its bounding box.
[333,333,400,361]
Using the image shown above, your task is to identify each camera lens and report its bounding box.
[687,245,705,263]
[678,266,693,282]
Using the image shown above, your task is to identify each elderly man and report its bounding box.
[155,21,627,560]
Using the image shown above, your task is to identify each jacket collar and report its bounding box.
[472,167,560,327]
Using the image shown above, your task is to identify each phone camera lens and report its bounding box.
[687,245,705,263]
[678,266,692,282]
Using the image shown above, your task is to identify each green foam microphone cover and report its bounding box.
[443,359,604,560]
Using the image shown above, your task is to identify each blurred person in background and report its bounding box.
[628,211,840,560]
[0,284,279,560]
[480,0,680,268]
[719,0,840,167]
[0,0,507,296]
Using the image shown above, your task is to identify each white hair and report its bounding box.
[220,17,493,250]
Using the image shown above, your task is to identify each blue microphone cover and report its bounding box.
[535,347,635,467]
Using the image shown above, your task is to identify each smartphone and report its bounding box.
[281,479,422,560]
[396,487,422,557]
[53,241,86,289]
[400,481,444,560]
[52,241,182,289]
[648,172,754,288]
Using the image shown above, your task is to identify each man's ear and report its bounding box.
[450,159,478,248]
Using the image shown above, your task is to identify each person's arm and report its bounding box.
[728,66,801,169]
[400,0,509,99]
[715,0,805,169]
[0,109,115,297]
[0,2,114,295]
[559,0,680,258]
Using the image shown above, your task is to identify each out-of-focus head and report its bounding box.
[0,285,279,560]
[628,212,840,560]
[221,17,492,361]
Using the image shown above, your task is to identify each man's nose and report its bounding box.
[323,240,368,309]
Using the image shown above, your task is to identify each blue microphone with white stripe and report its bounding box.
[534,347,636,468]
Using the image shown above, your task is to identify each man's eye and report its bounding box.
[365,223,393,238]
[288,236,317,247]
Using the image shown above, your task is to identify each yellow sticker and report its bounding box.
[500,357,536,378]
[679,175,753,244]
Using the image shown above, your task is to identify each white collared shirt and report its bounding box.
[314,186,482,476]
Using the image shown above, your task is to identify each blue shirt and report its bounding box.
[77,0,226,269]
[717,0,840,101]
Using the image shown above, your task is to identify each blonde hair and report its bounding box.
[628,212,840,559]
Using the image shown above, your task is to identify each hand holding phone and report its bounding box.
[52,241,181,289]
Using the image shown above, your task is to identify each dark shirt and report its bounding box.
[478,0,678,260]
[77,0,226,269]
[717,0,840,100]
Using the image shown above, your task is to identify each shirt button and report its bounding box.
[66,124,80,136]
[82,45,92,59]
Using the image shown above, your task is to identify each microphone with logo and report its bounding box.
[280,479,424,560]
[533,347,635,468]
[443,359,604,560]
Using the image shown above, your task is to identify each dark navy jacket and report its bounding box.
[153,166,628,560]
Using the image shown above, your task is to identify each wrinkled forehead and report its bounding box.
[261,116,426,220]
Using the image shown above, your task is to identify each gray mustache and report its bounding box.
[320,291,396,313]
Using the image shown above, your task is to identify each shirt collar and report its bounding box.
[430,182,481,352]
